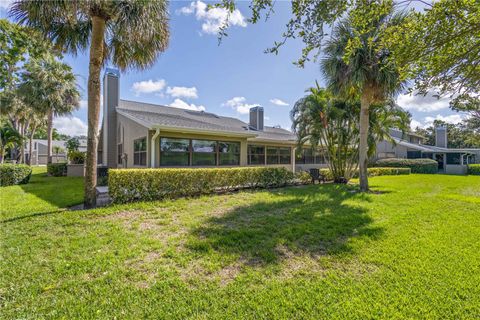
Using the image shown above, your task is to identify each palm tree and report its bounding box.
[0,122,24,164]
[19,56,80,165]
[291,85,409,182]
[11,1,170,208]
[321,5,406,191]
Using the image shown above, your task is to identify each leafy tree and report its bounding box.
[321,3,406,191]
[414,120,480,149]
[11,0,170,208]
[292,85,409,182]
[33,128,66,141]
[18,56,80,164]
[0,122,24,163]
[450,94,480,127]
[66,137,80,153]
[53,145,64,163]
[387,0,480,99]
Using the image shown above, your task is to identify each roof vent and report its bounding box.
[249,106,264,131]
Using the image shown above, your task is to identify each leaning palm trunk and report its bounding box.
[47,109,53,164]
[28,125,35,165]
[359,93,370,192]
[84,16,106,208]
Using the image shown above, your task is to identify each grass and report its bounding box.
[1,167,480,319]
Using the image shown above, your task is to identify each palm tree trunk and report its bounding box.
[359,93,370,192]
[47,109,53,164]
[84,16,106,209]
[28,125,36,166]
[19,123,25,164]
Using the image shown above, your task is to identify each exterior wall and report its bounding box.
[295,163,329,172]
[375,140,408,159]
[117,114,150,168]
[445,164,467,175]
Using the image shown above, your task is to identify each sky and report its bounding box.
[0,0,467,137]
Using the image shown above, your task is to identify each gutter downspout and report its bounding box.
[151,128,160,168]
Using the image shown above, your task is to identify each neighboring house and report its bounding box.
[375,128,480,174]
[100,69,479,174]
[25,139,88,165]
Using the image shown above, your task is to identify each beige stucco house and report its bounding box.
[100,69,479,174]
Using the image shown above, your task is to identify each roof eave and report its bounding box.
[151,124,257,138]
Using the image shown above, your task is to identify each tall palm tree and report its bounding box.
[19,57,80,165]
[321,5,406,191]
[11,0,170,208]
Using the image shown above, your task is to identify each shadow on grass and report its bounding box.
[0,209,63,224]
[16,171,84,211]
[189,184,384,266]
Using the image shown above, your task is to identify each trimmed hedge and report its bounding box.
[47,163,67,177]
[109,167,295,203]
[374,158,438,174]
[68,151,86,164]
[365,167,411,177]
[467,164,480,175]
[0,164,32,186]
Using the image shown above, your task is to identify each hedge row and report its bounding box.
[0,164,32,186]
[296,167,410,183]
[374,158,438,174]
[109,167,295,203]
[47,163,67,177]
[467,164,480,175]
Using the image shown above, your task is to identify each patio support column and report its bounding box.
[292,146,296,173]
[151,128,160,168]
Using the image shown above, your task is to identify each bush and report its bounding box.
[365,167,411,176]
[374,158,438,174]
[68,151,86,164]
[467,164,480,175]
[47,163,67,177]
[0,164,32,186]
[109,167,295,203]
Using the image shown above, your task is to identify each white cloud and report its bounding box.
[132,79,166,96]
[166,86,198,99]
[53,116,88,136]
[79,100,88,109]
[397,90,451,112]
[170,98,205,111]
[410,114,466,130]
[177,1,247,35]
[269,98,289,106]
[223,96,258,114]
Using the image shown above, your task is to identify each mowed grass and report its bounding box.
[1,168,480,319]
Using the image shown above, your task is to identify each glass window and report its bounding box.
[446,153,461,165]
[192,140,217,166]
[279,148,291,164]
[133,137,147,166]
[267,147,279,164]
[160,138,190,166]
[219,141,240,165]
[117,143,123,165]
[314,150,326,164]
[304,148,314,164]
[248,145,265,165]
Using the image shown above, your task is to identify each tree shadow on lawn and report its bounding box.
[188,184,384,268]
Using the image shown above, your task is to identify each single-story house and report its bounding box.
[25,138,87,165]
[375,127,480,174]
[100,68,479,174]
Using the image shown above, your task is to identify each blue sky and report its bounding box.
[1,1,465,136]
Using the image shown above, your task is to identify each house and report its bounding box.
[25,138,87,165]
[375,128,480,174]
[100,69,479,174]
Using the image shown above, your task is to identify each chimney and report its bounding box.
[435,126,447,148]
[249,106,264,131]
[102,68,120,168]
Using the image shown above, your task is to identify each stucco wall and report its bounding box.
[117,114,150,168]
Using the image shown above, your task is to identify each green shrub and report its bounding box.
[467,164,480,175]
[0,164,32,186]
[68,151,86,164]
[374,158,438,174]
[365,167,411,176]
[109,167,295,203]
[47,163,67,177]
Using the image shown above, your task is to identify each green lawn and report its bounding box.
[1,168,480,319]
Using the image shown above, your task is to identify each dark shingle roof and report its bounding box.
[117,99,296,142]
